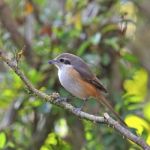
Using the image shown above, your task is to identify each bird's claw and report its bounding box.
[74,107,82,113]
[55,97,67,103]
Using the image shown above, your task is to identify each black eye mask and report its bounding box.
[64,60,71,65]
[59,58,64,62]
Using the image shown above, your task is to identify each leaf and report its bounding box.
[90,33,101,45]
[122,52,138,63]
[86,132,93,140]
[143,102,150,121]
[66,0,74,11]
[44,133,57,145]
[27,69,42,84]
[101,53,111,66]
[104,37,119,51]
[101,24,118,34]
[74,13,82,31]
[125,115,149,135]
[123,69,148,103]
[147,134,150,145]
[77,40,91,56]
[55,118,68,138]
[0,132,6,149]
[12,73,23,89]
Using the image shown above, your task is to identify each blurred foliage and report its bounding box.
[123,69,148,103]
[0,0,150,150]
[0,132,6,149]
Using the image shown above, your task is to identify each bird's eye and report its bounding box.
[59,58,64,62]
[64,60,71,65]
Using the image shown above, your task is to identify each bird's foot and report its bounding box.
[74,107,82,113]
[55,97,67,103]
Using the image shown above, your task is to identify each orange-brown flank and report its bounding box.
[68,67,98,99]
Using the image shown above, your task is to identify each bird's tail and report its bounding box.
[96,93,127,127]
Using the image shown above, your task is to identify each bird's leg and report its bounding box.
[75,98,87,112]
[55,97,68,103]
[66,95,76,102]
[55,95,75,103]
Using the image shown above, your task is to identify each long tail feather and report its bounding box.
[96,94,127,127]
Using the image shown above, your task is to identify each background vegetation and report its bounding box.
[0,0,150,150]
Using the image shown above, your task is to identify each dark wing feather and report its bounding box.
[90,77,107,93]
[73,60,107,93]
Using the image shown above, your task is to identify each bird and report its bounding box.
[48,53,126,126]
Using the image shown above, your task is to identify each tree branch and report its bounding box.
[0,50,150,150]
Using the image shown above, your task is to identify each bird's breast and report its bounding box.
[58,66,98,99]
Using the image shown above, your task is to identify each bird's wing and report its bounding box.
[73,62,107,93]
[90,77,107,93]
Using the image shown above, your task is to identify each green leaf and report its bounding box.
[55,118,68,137]
[147,134,150,146]
[125,115,149,135]
[0,132,6,149]
[104,37,119,50]
[123,69,148,103]
[90,33,101,45]
[101,53,111,65]
[143,102,150,121]
[86,132,93,140]
[42,133,57,146]
[101,24,118,34]
[122,52,138,63]
[28,69,42,84]
[77,40,91,56]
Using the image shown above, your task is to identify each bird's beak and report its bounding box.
[48,59,58,64]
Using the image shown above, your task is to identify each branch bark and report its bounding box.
[0,50,150,150]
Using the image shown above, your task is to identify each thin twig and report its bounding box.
[0,50,150,150]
